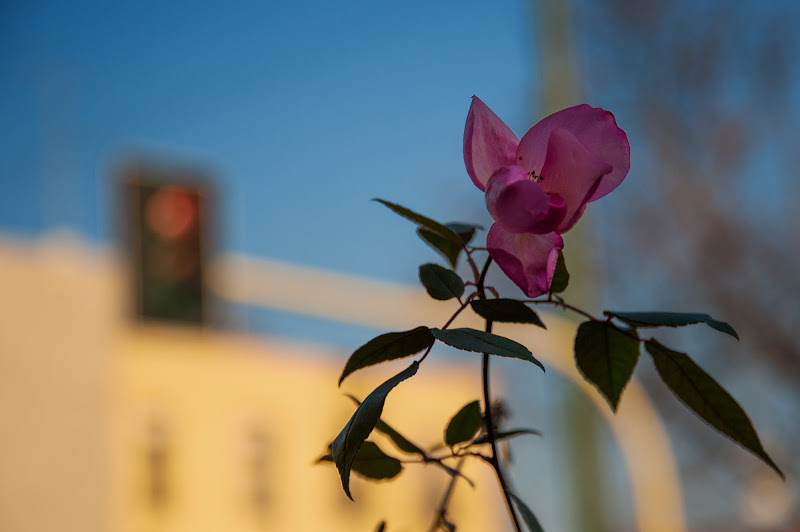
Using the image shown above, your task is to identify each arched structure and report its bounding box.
[212,254,688,532]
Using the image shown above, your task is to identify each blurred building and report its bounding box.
[0,232,501,532]
[0,166,690,532]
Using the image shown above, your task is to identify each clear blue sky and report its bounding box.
[1,0,542,284]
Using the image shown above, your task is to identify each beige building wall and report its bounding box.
[0,234,499,532]
[0,234,116,532]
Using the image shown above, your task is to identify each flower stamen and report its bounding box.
[528,170,543,182]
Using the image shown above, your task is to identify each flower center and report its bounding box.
[527,170,543,183]
[519,157,545,182]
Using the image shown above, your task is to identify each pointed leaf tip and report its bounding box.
[373,199,464,244]
[432,328,544,371]
[645,339,783,479]
[331,361,419,499]
[574,321,640,411]
[506,491,545,532]
[548,251,569,294]
[604,311,738,340]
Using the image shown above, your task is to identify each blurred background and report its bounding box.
[1,0,799,531]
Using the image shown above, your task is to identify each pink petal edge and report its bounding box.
[487,224,564,297]
[517,104,630,202]
[538,128,612,233]
[463,96,520,191]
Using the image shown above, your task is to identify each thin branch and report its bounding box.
[477,256,523,532]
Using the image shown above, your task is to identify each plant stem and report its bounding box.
[419,293,476,363]
[477,257,523,532]
[529,297,597,321]
[428,457,466,532]
[527,298,643,342]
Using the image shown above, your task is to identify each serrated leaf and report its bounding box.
[549,251,569,294]
[506,491,545,532]
[374,199,463,244]
[645,339,783,478]
[339,327,433,385]
[349,441,403,480]
[332,361,419,500]
[345,395,426,456]
[604,311,738,340]
[471,428,542,445]
[419,263,465,301]
[445,400,482,446]
[418,222,479,268]
[574,321,640,411]
[432,328,545,371]
[470,299,545,328]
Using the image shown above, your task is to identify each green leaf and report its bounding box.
[431,328,545,371]
[376,420,426,456]
[471,428,542,445]
[339,327,433,385]
[331,361,419,500]
[448,222,481,243]
[419,263,465,301]
[349,441,403,480]
[418,222,479,268]
[445,400,482,446]
[548,251,569,294]
[373,199,463,244]
[470,299,545,328]
[604,311,738,340]
[574,321,640,411]
[345,395,426,456]
[506,491,545,532]
[645,339,784,479]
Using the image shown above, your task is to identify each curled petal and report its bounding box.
[539,128,612,233]
[464,96,520,191]
[487,224,564,297]
[517,104,630,202]
[485,165,566,234]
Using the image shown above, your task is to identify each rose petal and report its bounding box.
[517,104,630,202]
[487,224,564,297]
[463,96,520,191]
[539,128,612,233]
[485,165,566,234]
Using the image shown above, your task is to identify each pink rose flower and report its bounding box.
[464,96,630,296]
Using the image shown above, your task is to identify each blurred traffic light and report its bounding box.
[123,163,210,325]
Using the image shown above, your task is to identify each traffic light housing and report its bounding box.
[124,164,209,325]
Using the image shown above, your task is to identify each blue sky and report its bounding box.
[1,0,543,284]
